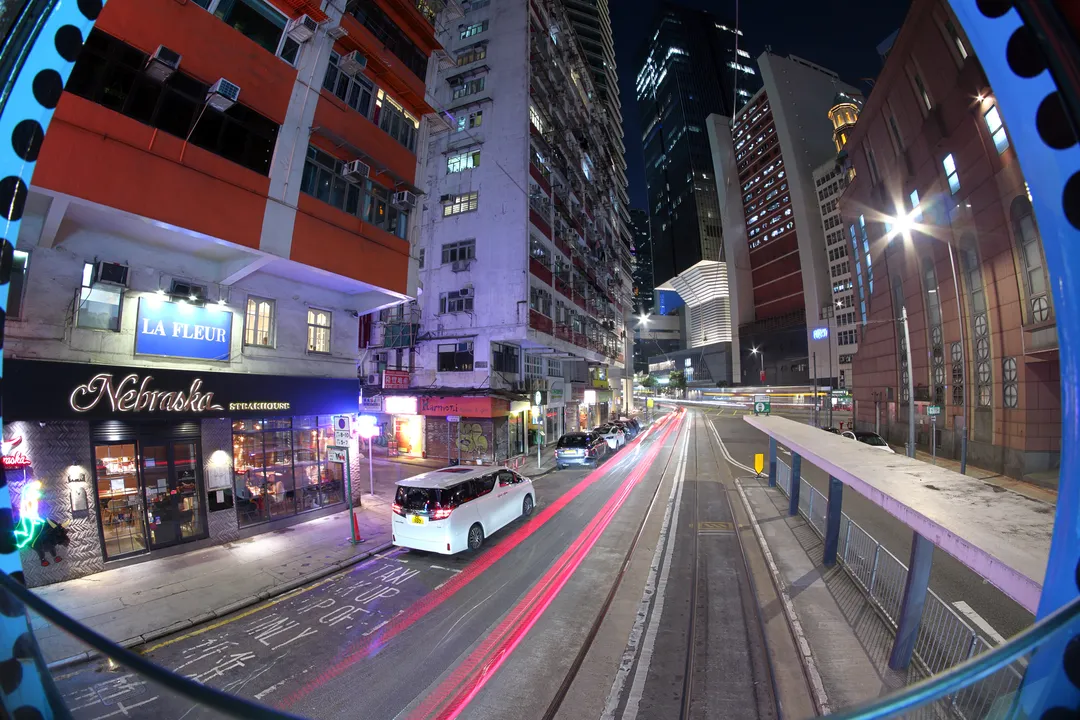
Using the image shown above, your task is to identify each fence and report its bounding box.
[773,458,1025,718]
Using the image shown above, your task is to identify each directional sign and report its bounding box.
[753,394,771,415]
[327,446,347,464]
[927,405,942,416]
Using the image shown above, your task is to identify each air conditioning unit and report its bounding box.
[360,373,380,386]
[207,78,240,112]
[339,50,368,76]
[439,193,452,202]
[327,25,349,40]
[342,159,370,181]
[287,14,319,43]
[451,259,471,272]
[459,286,474,298]
[145,45,181,82]
[392,190,417,210]
[94,262,129,287]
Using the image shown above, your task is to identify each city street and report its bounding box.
[705,411,1036,642]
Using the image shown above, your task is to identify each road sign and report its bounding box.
[327,446,347,463]
[333,414,352,445]
[927,405,942,416]
[646,398,655,408]
[754,454,764,474]
[753,394,771,415]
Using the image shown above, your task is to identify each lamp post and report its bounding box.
[901,305,916,458]
[751,346,764,384]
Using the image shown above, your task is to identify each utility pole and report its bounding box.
[902,306,916,458]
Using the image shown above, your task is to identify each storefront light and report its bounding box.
[583,390,597,406]
[384,396,418,415]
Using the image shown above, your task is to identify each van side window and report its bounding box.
[497,470,516,486]
[476,474,497,496]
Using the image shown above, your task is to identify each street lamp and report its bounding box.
[751,346,765,385]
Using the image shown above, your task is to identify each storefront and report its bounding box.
[418,395,514,464]
[4,360,362,587]
[382,395,424,457]
[546,378,566,442]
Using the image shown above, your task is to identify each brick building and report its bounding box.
[842,0,1059,481]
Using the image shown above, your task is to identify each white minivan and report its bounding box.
[392,466,536,554]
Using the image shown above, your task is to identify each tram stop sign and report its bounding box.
[753,394,771,415]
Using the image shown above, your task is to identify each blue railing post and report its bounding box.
[768,436,777,487]
[889,532,934,670]
[789,453,802,516]
[823,475,843,566]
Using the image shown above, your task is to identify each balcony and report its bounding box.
[529,309,554,335]
[529,257,553,284]
[554,275,572,299]
[555,324,573,343]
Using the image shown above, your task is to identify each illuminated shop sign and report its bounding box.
[135,297,233,361]
[2,436,31,469]
[15,481,44,549]
[384,396,418,415]
[70,373,224,413]
[228,402,291,411]
[812,327,829,340]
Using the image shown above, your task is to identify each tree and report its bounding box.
[641,375,658,389]
[669,370,687,398]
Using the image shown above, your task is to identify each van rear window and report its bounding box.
[395,486,443,512]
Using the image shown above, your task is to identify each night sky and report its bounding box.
[612,0,914,210]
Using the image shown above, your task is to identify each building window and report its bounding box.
[447,149,481,173]
[300,146,409,239]
[77,262,123,331]
[443,191,479,216]
[375,91,419,152]
[865,144,880,185]
[909,189,922,220]
[457,43,487,66]
[944,18,969,61]
[418,248,426,269]
[984,105,1010,154]
[8,250,27,319]
[323,52,375,116]
[1011,197,1053,323]
[232,416,344,528]
[547,359,562,377]
[492,343,519,373]
[244,297,275,347]
[960,233,991,407]
[439,289,474,314]
[892,274,909,402]
[524,354,543,377]
[530,286,552,316]
[1002,357,1019,408]
[347,0,428,78]
[438,342,474,371]
[943,153,960,194]
[451,76,486,100]
[912,70,933,112]
[66,30,279,176]
[460,20,488,38]
[456,110,483,131]
[193,0,300,64]
[888,110,903,153]
[923,258,945,405]
[307,309,332,354]
[441,239,476,264]
[951,341,964,406]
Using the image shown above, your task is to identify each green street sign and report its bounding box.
[753,394,771,415]
[928,405,942,416]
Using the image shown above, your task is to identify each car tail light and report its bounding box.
[392,503,406,517]
[430,505,453,521]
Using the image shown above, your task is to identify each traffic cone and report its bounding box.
[351,510,363,544]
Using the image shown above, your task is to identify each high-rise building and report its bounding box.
[629,208,654,313]
[5,0,440,586]
[388,0,632,458]
[635,3,760,288]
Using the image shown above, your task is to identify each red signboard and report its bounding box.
[760,370,767,383]
[418,396,511,418]
[383,370,410,390]
[2,437,31,469]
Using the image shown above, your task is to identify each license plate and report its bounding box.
[411,515,424,525]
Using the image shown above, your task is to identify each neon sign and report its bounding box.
[14,481,44,550]
[813,327,829,340]
[70,373,224,413]
[2,436,31,469]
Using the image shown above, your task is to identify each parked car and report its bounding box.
[842,430,895,453]
[555,432,608,469]
[594,424,626,450]
[392,466,535,554]
[611,419,637,439]
[822,426,840,434]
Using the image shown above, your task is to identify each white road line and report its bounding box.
[952,601,1007,645]
[429,564,462,573]
[254,679,288,700]
[602,416,691,720]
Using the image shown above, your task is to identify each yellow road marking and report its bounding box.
[698,521,734,532]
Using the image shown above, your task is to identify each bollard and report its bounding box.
[789,453,802,517]
[889,532,934,670]
[768,437,777,487]
[823,476,843,566]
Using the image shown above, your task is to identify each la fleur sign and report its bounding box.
[70,373,224,414]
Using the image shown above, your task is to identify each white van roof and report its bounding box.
[395,465,500,490]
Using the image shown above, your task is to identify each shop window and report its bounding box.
[65,30,279,175]
[323,52,375,117]
[307,308,332,354]
[94,444,146,559]
[193,0,300,63]
[233,417,344,528]
[492,342,519,373]
[76,262,123,331]
[9,250,27,318]
[244,296,275,347]
[438,342,474,372]
[300,146,408,239]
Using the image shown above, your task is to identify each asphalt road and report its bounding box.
[55,411,771,720]
[706,411,1034,642]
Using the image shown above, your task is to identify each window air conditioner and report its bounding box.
[451,259,471,272]
[94,262,129,287]
[207,78,240,112]
[342,159,371,181]
[459,286,474,298]
[365,373,381,386]
[286,15,319,43]
[339,51,368,76]
[145,46,181,82]
[392,190,417,209]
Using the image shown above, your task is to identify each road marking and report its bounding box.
[429,564,462,573]
[254,679,288,700]
[603,417,691,720]
[952,601,1007,645]
[698,521,733,532]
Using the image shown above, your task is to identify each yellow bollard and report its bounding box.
[754,453,764,475]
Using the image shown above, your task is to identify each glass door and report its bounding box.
[142,441,206,550]
[94,443,148,559]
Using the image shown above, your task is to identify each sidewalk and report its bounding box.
[32,471,408,668]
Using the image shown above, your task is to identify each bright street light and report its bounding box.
[750,347,759,354]
[638,313,650,325]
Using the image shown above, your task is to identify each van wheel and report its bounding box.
[522,495,534,517]
[467,523,484,551]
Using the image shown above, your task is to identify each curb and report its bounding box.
[45,540,396,673]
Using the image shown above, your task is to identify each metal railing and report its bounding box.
[774,458,1026,717]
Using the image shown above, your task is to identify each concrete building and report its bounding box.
[380,0,631,459]
[708,54,861,386]
[629,208,654,315]
[5,0,441,586]
[842,0,1059,481]
[635,3,760,289]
